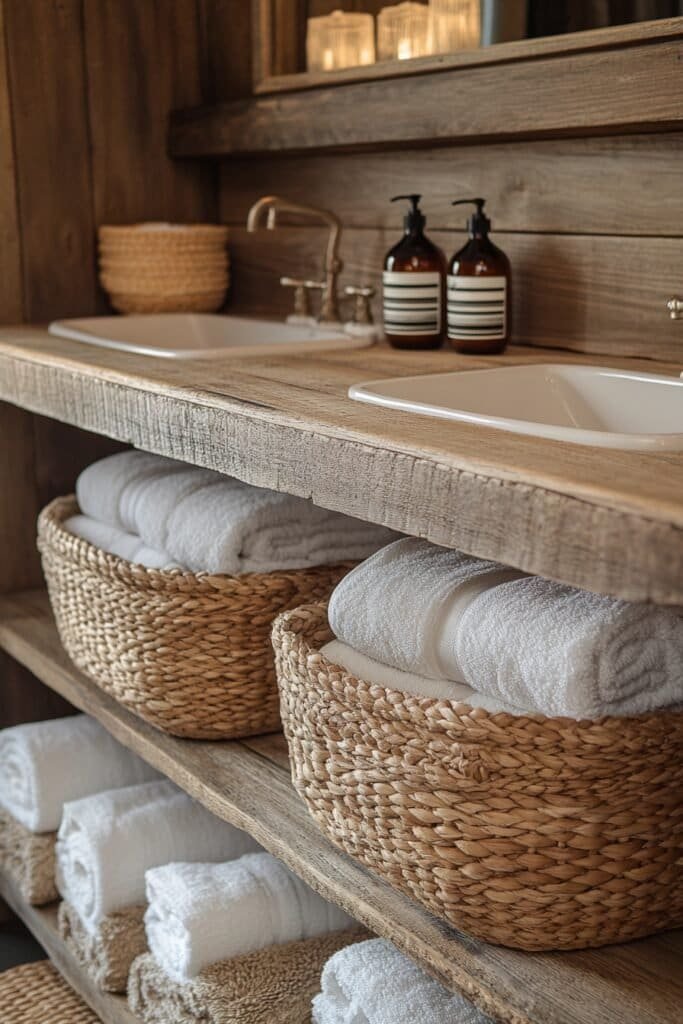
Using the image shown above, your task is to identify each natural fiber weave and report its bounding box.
[273,603,683,952]
[0,960,101,1023]
[97,222,229,314]
[0,809,57,906]
[106,290,228,314]
[38,497,352,740]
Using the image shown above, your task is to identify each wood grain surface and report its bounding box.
[0,327,680,604]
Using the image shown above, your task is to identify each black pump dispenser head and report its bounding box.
[392,193,426,233]
[452,197,490,236]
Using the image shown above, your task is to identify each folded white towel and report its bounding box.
[312,938,492,1024]
[56,780,259,933]
[0,715,159,833]
[144,852,353,982]
[64,514,181,570]
[328,537,683,719]
[77,450,397,575]
[321,640,525,715]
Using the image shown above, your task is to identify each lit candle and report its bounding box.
[429,0,480,54]
[306,10,376,72]
[378,3,433,62]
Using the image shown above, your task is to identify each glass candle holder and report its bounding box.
[306,10,376,73]
[377,2,433,62]
[430,0,481,54]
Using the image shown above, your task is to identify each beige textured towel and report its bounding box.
[129,928,369,1024]
[59,899,147,993]
[0,808,57,905]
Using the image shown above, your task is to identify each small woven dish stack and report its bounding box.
[98,222,229,313]
[273,603,683,952]
[38,496,352,740]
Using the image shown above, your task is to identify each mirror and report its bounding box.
[257,0,683,86]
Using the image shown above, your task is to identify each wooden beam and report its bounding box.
[0,328,681,605]
[170,35,683,157]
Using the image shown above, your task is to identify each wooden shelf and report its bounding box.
[1,589,682,1024]
[0,327,681,606]
[170,20,683,157]
[0,870,136,1024]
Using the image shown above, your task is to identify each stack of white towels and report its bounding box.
[68,450,397,575]
[313,938,493,1024]
[325,537,683,719]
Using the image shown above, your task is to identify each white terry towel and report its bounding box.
[0,715,159,833]
[56,780,260,934]
[321,640,526,715]
[76,450,397,575]
[312,938,492,1024]
[64,514,182,570]
[328,537,683,719]
[144,852,353,982]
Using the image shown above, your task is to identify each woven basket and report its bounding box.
[97,222,229,314]
[0,960,101,1023]
[38,497,352,740]
[273,603,683,951]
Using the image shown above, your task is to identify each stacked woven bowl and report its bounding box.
[98,222,230,314]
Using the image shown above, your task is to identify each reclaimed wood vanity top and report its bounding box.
[0,325,681,605]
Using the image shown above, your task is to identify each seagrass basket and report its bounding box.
[273,603,683,951]
[38,497,352,740]
[0,960,101,1024]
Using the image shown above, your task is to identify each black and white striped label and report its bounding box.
[447,275,507,342]
[383,271,441,337]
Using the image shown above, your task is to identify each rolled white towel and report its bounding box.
[64,514,182,570]
[312,938,492,1024]
[0,715,159,833]
[144,852,353,982]
[75,450,188,531]
[76,450,397,575]
[328,537,683,719]
[321,640,526,715]
[56,780,259,933]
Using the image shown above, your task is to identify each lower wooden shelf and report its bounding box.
[0,870,136,1024]
[0,589,681,1024]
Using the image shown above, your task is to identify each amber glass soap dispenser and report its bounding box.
[383,194,445,350]
[447,198,511,354]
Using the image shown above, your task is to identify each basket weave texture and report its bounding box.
[0,960,100,1023]
[97,222,230,314]
[38,497,352,740]
[273,603,683,951]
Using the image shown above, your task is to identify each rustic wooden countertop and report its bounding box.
[0,325,681,605]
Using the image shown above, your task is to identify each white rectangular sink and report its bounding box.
[49,314,368,359]
[349,363,683,451]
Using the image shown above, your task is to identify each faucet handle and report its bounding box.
[345,284,376,325]
[280,276,312,319]
[668,297,683,320]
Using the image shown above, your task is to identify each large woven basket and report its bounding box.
[0,960,101,1023]
[273,603,683,951]
[38,497,352,740]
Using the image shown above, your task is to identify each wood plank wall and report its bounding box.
[0,0,221,724]
[219,132,683,362]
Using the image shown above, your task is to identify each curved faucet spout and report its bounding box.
[246,195,344,324]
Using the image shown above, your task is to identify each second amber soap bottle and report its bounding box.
[447,198,511,354]
[382,194,445,350]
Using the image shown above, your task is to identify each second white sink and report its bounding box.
[49,313,370,359]
[349,363,683,451]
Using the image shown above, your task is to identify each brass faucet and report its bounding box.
[246,195,343,324]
